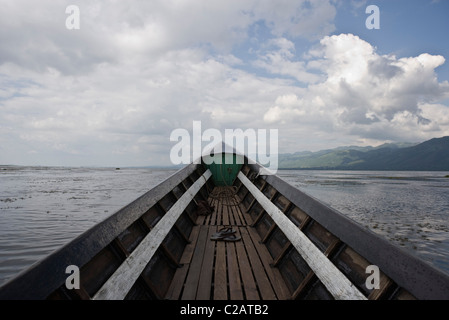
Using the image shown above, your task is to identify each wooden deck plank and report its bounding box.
[246,227,291,300]
[196,226,217,300]
[211,198,218,225]
[196,214,206,225]
[230,197,242,226]
[227,195,239,225]
[227,242,244,300]
[240,227,276,300]
[165,225,201,300]
[237,198,252,226]
[230,207,238,226]
[235,233,260,300]
[164,264,190,300]
[222,196,230,226]
[180,225,200,265]
[181,226,209,300]
[172,185,292,301]
[214,241,228,300]
[227,198,236,226]
[236,198,246,225]
[238,172,367,300]
[215,190,222,225]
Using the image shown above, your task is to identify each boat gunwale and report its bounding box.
[2,151,449,300]
[246,162,449,300]
[0,163,201,300]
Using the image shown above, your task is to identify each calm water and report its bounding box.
[0,166,176,286]
[278,170,449,276]
[1,167,449,287]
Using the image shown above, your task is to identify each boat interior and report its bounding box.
[47,164,414,300]
[2,153,449,300]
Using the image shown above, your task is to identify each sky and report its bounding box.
[1,0,449,167]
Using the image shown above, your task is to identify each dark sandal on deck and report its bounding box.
[220,234,241,242]
[210,227,237,240]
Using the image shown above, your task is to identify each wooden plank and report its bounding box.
[203,208,211,226]
[215,189,222,226]
[273,243,292,267]
[181,226,209,300]
[234,193,252,226]
[232,195,244,225]
[93,170,212,300]
[164,225,201,300]
[164,264,190,300]
[196,226,217,300]
[227,243,243,300]
[238,172,367,300]
[227,198,236,226]
[368,278,394,300]
[209,197,218,226]
[291,240,342,300]
[240,227,276,300]
[231,201,241,225]
[251,208,266,227]
[214,241,228,300]
[291,270,317,300]
[0,163,202,301]
[235,234,260,300]
[261,223,277,243]
[211,193,219,226]
[247,227,290,300]
[196,214,206,225]
[222,197,230,226]
[180,226,200,264]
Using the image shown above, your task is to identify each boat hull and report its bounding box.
[1,156,449,300]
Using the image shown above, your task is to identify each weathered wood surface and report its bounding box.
[165,186,290,300]
[93,170,212,300]
[4,156,449,301]
[237,171,367,300]
[249,164,449,300]
[0,163,202,300]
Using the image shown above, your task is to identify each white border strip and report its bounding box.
[238,171,366,300]
[93,169,212,300]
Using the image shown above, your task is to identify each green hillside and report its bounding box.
[279,137,449,171]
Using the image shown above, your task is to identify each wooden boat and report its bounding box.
[1,148,449,300]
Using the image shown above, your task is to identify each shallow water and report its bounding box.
[0,166,176,286]
[278,170,449,275]
[1,167,448,287]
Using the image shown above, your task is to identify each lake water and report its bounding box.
[1,166,448,287]
[278,170,449,276]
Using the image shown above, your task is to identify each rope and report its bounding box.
[208,186,241,207]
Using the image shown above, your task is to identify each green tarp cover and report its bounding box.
[204,153,243,186]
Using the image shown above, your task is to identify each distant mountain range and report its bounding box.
[278,136,449,171]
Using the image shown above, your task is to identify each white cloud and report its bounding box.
[0,0,337,74]
[0,1,448,165]
[253,38,323,84]
[263,34,449,146]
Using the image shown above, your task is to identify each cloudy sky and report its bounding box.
[1,0,449,166]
